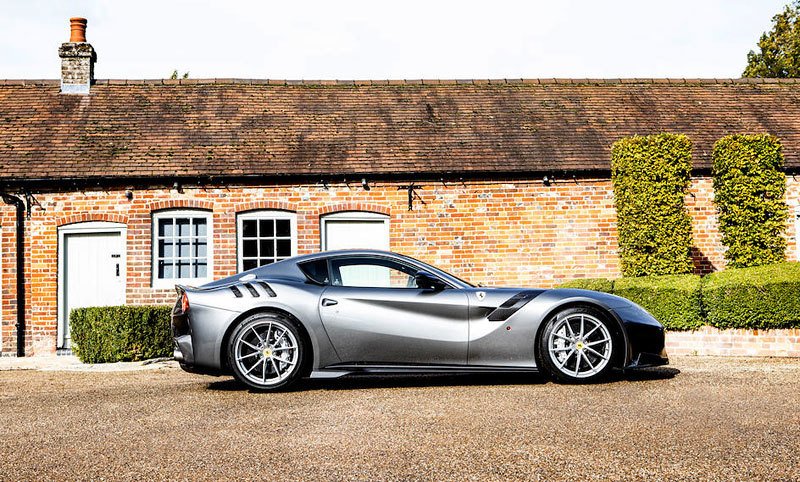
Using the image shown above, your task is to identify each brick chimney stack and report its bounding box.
[58,17,96,94]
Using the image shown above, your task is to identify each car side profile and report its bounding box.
[171,250,668,390]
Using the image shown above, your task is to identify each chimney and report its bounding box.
[58,17,97,94]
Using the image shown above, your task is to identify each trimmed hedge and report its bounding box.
[558,262,800,330]
[557,277,614,293]
[613,274,703,330]
[70,305,173,363]
[704,262,800,329]
[611,134,694,277]
[712,134,788,268]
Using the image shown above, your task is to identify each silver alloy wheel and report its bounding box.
[233,319,299,386]
[547,313,612,379]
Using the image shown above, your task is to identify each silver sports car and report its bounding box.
[172,250,668,390]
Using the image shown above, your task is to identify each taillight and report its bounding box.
[180,292,190,313]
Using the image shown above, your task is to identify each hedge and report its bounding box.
[558,262,800,330]
[704,262,800,329]
[712,134,788,268]
[70,305,173,363]
[557,277,614,293]
[611,134,694,277]
[613,274,703,330]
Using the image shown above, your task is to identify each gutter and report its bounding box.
[1,194,25,356]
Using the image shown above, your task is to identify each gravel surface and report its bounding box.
[1,356,798,481]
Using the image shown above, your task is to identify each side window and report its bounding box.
[152,210,212,287]
[330,257,419,288]
[237,211,297,271]
[299,259,330,285]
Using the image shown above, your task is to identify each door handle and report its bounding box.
[321,298,338,307]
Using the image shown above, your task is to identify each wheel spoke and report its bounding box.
[274,328,287,344]
[553,332,571,342]
[581,351,595,372]
[265,322,273,344]
[557,348,575,368]
[270,358,281,379]
[564,319,575,337]
[236,352,259,361]
[244,358,263,376]
[585,345,609,360]
[552,346,572,352]
[240,340,259,351]
[250,326,264,345]
[574,351,581,376]
[272,345,296,352]
[583,324,601,340]
[275,357,296,366]
[579,315,585,338]
[586,337,610,347]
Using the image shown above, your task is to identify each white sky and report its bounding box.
[0,0,790,79]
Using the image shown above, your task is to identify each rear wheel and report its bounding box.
[538,306,617,383]
[228,313,307,391]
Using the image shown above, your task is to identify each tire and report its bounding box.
[538,306,618,383]
[227,312,308,391]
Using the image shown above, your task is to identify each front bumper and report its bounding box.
[625,349,669,369]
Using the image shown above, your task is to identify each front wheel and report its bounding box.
[538,307,617,383]
[228,313,307,391]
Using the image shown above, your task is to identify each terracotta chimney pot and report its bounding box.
[70,17,87,42]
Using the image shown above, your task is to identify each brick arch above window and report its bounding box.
[234,200,296,214]
[56,213,129,227]
[315,203,391,217]
[146,199,215,213]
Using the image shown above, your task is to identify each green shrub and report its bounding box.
[557,278,614,293]
[613,274,703,330]
[703,262,800,329]
[712,134,788,268]
[70,305,173,363]
[611,134,694,277]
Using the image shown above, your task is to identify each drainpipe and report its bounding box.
[2,194,25,356]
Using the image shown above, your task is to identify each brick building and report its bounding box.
[3,20,800,356]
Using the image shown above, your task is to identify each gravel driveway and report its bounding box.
[1,356,798,481]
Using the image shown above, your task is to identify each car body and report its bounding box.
[172,250,668,389]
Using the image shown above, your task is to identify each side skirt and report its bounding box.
[310,363,539,379]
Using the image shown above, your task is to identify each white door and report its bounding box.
[61,231,125,347]
[322,212,390,251]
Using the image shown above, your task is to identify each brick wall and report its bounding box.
[1,175,799,355]
[666,327,800,357]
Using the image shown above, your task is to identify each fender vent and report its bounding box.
[487,290,543,321]
[229,286,243,298]
[257,281,277,297]
[242,283,260,297]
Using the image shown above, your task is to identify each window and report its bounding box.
[237,211,297,271]
[321,211,389,251]
[329,257,419,288]
[152,210,212,287]
[299,259,330,285]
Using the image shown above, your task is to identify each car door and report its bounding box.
[318,255,469,365]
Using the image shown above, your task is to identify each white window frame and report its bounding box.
[236,210,298,272]
[152,209,213,289]
[321,211,390,251]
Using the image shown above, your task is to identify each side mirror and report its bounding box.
[415,270,447,291]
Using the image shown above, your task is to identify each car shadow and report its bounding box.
[205,366,680,392]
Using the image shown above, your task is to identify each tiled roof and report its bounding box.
[2,78,800,185]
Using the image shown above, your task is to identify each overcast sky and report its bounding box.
[0,0,790,79]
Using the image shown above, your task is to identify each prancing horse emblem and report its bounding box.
[476,291,486,301]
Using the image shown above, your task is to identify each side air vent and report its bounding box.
[242,283,260,297]
[230,286,243,298]
[257,281,277,297]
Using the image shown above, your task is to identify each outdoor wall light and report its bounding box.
[362,178,370,191]
[543,175,552,186]
[125,190,133,201]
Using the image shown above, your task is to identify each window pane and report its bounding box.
[299,259,329,284]
[276,239,291,257]
[276,219,291,237]
[261,239,275,257]
[159,261,173,279]
[195,242,207,258]
[195,262,207,278]
[260,258,275,266]
[159,240,173,258]
[260,219,274,237]
[243,259,258,271]
[158,219,173,237]
[178,240,191,258]
[243,240,258,258]
[178,261,191,279]
[177,218,191,237]
[331,258,417,288]
[194,219,207,237]
[242,219,257,238]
